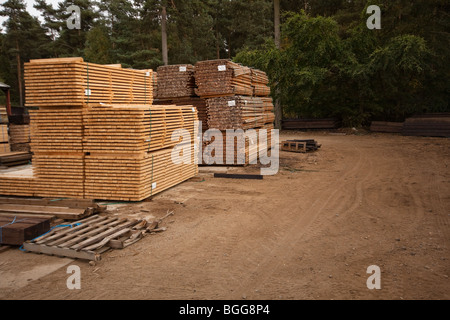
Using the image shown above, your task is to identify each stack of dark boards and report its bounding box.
[281,140,321,153]
[9,124,31,152]
[194,60,276,166]
[194,60,253,97]
[0,216,50,246]
[155,65,208,130]
[402,114,450,137]
[0,152,32,167]
[283,118,340,130]
[370,122,404,134]
[156,65,196,99]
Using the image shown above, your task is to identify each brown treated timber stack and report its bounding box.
[24,57,154,107]
[194,59,253,97]
[252,69,271,97]
[370,121,404,134]
[156,64,196,99]
[402,114,450,137]
[9,124,31,152]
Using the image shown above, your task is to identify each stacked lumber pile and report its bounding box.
[282,118,340,130]
[24,57,154,107]
[9,124,31,152]
[194,60,275,166]
[0,106,7,124]
[252,69,271,97]
[203,126,273,166]
[402,114,450,137]
[370,121,404,134]
[195,59,253,97]
[206,96,275,130]
[156,65,196,99]
[0,166,35,197]
[84,104,198,202]
[0,124,9,153]
[0,152,32,167]
[29,108,85,198]
[155,64,208,130]
[0,216,50,246]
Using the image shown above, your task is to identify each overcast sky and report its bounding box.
[0,0,61,28]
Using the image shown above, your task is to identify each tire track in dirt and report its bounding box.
[232,141,367,299]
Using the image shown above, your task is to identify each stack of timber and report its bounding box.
[158,97,208,130]
[0,106,8,124]
[0,166,35,197]
[206,96,275,130]
[0,152,32,168]
[24,57,154,107]
[252,69,271,97]
[0,124,9,153]
[84,104,199,202]
[0,216,50,246]
[402,114,450,137]
[282,118,340,130]
[370,121,404,134]
[9,124,31,152]
[29,108,85,198]
[156,64,196,99]
[203,126,273,166]
[195,59,253,97]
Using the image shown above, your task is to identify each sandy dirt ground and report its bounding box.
[0,131,449,300]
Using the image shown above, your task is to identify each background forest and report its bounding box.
[0,0,449,126]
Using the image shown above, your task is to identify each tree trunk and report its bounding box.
[274,0,281,49]
[16,40,23,108]
[274,0,282,129]
[161,6,168,66]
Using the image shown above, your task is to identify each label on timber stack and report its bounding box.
[228,100,236,107]
[179,66,187,72]
[192,107,196,113]
[145,71,151,77]
[152,183,157,190]
[218,65,227,72]
[85,89,92,96]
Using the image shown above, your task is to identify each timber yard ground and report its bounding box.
[0,131,449,300]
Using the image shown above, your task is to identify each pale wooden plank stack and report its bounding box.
[24,57,154,107]
[0,106,8,124]
[0,124,10,153]
[84,104,198,202]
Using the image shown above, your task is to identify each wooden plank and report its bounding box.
[214,173,264,180]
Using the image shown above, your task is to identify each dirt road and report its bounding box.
[1,132,449,300]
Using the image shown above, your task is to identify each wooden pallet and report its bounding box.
[281,140,322,153]
[23,215,151,261]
